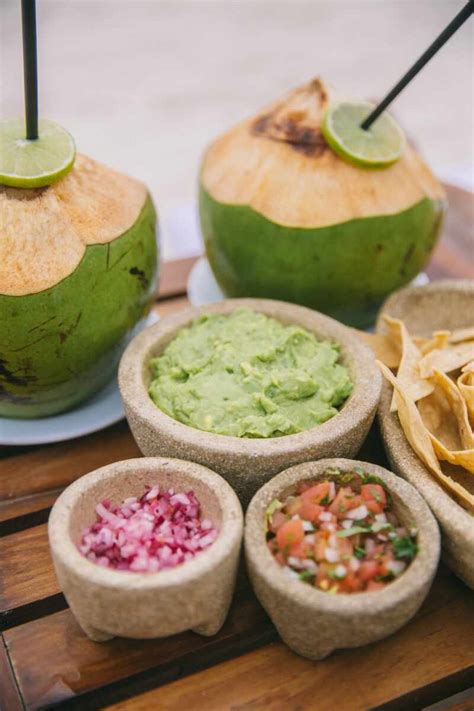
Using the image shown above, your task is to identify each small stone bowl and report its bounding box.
[119,298,382,506]
[48,457,243,642]
[377,280,474,588]
[245,458,440,660]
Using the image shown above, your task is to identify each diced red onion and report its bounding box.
[78,485,217,573]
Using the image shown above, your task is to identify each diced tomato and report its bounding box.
[285,498,302,516]
[298,500,324,522]
[366,580,386,591]
[289,539,315,559]
[328,487,360,518]
[339,570,364,593]
[378,554,393,578]
[359,560,379,582]
[315,562,332,589]
[361,484,387,514]
[269,510,287,533]
[301,481,334,505]
[268,474,414,597]
[314,532,328,562]
[336,536,354,559]
[365,499,384,515]
[276,519,304,551]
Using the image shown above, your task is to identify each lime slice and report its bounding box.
[0,118,76,188]
[321,102,405,169]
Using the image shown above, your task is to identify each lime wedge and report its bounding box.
[0,118,76,188]
[322,102,405,169]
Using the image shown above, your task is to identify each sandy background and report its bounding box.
[1,0,473,220]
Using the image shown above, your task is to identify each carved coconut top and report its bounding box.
[0,154,148,296]
[201,77,445,228]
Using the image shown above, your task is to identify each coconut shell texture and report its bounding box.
[0,154,158,417]
[200,78,446,327]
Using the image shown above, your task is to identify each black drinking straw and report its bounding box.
[21,0,38,140]
[361,0,473,131]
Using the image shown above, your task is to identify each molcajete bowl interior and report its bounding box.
[119,298,382,506]
[48,457,243,641]
[245,458,440,660]
[377,280,474,588]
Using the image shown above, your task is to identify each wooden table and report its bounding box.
[1,184,473,711]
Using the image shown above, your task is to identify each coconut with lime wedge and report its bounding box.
[0,119,158,418]
[199,78,446,327]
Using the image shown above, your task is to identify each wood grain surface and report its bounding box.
[0,185,473,710]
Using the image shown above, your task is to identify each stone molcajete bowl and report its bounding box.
[245,458,440,660]
[119,298,382,506]
[48,457,243,641]
[377,280,474,588]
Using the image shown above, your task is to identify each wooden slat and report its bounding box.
[104,566,474,711]
[0,635,23,711]
[0,422,140,504]
[3,565,469,711]
[3,581,272,710]
[0,525,58,610]
[0,491,60,524]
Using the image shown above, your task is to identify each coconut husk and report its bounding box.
[0,154,147,296]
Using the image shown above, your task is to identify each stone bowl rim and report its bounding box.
[245,457,440,615]
[118,298,382,458]
[48,456,244,590]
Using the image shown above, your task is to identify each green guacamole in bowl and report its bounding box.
[148,308,353,438]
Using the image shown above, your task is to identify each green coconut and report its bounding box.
[0,154,158,418]
[199,78,446,327]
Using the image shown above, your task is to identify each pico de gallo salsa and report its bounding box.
[266,467,417,594]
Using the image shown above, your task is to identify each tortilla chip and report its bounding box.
[353,330,400,368]
[430,369,474,449]
[413,336,429,350]
[419,330,451,355]
[430,437,474,475]
[458,365,474,422]
[418,342,474,378]
[377,361,474,511]
[418,388,461,451]
[383,316,433,412]
[449,327,474,344]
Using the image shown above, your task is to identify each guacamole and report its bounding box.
[148,308,353,438]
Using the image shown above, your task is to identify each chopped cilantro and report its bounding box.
[336,526,368,538]
[393,536,418,560]
[299,570,315,582]
[354,545,366,559]
[371,486,382,503]
[320,494,331,505]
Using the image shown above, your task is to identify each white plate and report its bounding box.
[187,255,429,307]
[0,313,158,446]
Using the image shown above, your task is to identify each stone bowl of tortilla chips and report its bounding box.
[368,280,473,588]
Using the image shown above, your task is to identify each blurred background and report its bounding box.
[1,0,473,259]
